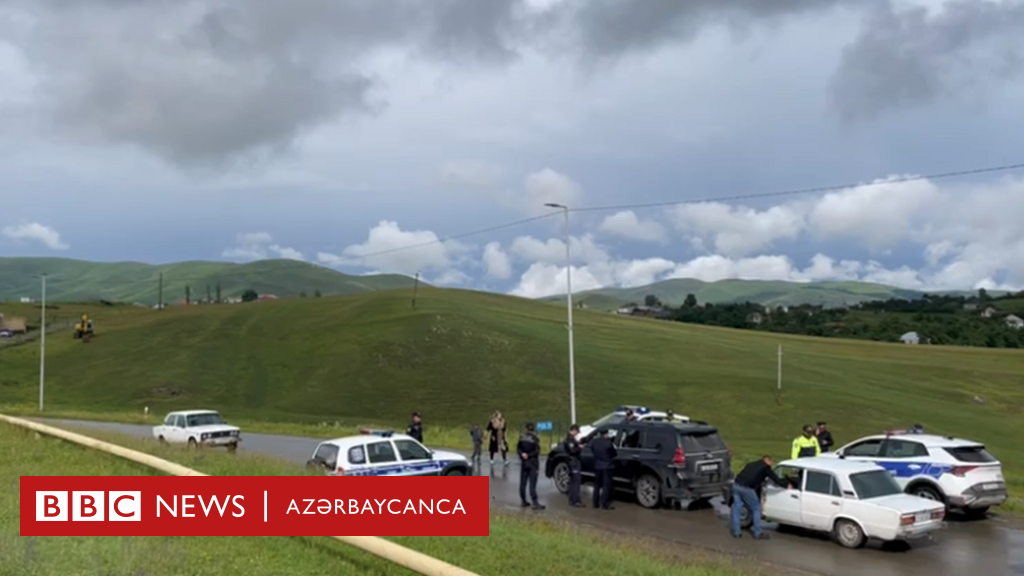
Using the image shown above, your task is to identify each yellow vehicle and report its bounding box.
[73,314,94,341]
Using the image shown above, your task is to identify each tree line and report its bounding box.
[636,290,1024,349]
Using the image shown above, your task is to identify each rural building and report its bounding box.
[258,294,279,301]
[963,302,979,311]
[981,306,998,318]
[19,297,31,303]
[747,312,764,325]
[1005,315,1024,330]
[899,331,920,345]
[616,305,635,315]
[0,314,28,334]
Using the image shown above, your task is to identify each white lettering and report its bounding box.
[438,499,450,514]
[361,500,373,514]
[404,500,416,514]
[302,499,316,514]
[181,495,195,518]
[286,499,300,514]
[156,495,176,518]
[232,495,245,517]
[349,499,359,514]
[334,499,346,514]
[374,499,387,514]
[388,499,401,514]
[199,495,230,517]
[317,499,330,514]
[418,499,433,514]
[453,499,465,514]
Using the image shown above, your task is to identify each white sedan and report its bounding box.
[740,457,946,548]
[152,409,241,451]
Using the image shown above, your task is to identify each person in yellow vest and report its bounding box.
[791,424,821,459]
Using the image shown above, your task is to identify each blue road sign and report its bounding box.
[536,421,553,432]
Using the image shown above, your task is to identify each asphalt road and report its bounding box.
[33,418,1024,576]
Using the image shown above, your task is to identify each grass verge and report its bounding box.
[0,421,776,576]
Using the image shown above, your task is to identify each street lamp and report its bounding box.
[544,202,577,425]
[32,273,47,411]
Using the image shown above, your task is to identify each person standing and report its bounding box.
[731,455,791,539]
[469,423,483,469]
[816,422,834,453]
[406,412,423,443]
[487,411,509,467]
[563,424,584,507]
[517,423,545,510]
[791,424,821,459]
[589,429,617,510]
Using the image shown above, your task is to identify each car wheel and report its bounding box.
[553,461,570,494]
[187,437,198,450]
[157,436,166,444]
[444,468,465,477]
[909,484,945,505]
[739,504,753,529]
[635,473,662,509]
[833,519,867,549]
[226,442,238,453]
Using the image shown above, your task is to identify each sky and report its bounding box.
[2,0,1024,298]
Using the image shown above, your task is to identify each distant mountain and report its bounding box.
[542,278,1005,310]
[0,257,425,304]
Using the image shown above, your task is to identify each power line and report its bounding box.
[34,159,1024,289]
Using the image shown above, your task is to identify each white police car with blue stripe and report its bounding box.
[822,426,1007,518]
[305,429,470,477]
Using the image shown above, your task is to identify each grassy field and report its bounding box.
[0,257,422,304]
[1,288,1023,510]
[0,421,767,576]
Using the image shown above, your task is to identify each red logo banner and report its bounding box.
[20,476,489,536]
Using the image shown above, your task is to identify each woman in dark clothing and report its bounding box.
[486,411,509,466]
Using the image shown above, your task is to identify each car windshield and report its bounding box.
[591,413,626,428]
[186,413,225,426]
[943,445,997,463]
[849,470,903,499]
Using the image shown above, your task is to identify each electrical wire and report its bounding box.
[29,160,1024,288]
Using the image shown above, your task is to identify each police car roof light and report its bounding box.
[359,428,394,438]
[617,405,650,414]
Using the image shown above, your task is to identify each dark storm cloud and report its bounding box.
[829,0,1024,122]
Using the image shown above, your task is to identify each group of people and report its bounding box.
[730,422,836,540]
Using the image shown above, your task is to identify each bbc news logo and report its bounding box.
[36,491,142,522]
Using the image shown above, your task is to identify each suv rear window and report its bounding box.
[943,446,997,463]
[680,431,726,452]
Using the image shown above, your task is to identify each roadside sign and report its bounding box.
[536,421,553,432]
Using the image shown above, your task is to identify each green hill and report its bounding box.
[0,257,423,304]
[1,288,1022,507]
[551,278,979,309]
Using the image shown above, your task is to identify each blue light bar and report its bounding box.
[616,405,650,415]
[359,428,394,438]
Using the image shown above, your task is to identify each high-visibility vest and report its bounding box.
[791,435,821,459]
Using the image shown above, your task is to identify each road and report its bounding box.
[34,418,1024,576]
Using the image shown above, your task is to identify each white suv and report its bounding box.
[825,428,1007,517]
[576,405,689,439]
[306,429,471,477]
[152,410,240,451]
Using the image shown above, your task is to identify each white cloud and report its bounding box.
[439,160,506,190]
[598,210,667,242]
[669,201,805,258]
[807,177,939,250]
[222,232,304,261]
[1,222,68,250]
[482,242,512,280]
[509,233,609,265]
[317,220,469,279]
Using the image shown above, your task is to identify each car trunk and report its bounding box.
[677,429,730,482]
[941,446,1004,489]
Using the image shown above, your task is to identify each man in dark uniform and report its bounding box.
[816,421,834,453]
[731,455,791,539]
[589,429,617,510]
[517,423,545,510]
[563,424,584,507]
[406,412,423,443]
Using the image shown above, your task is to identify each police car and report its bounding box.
[305,429,471,477]
[823,426,1007,517]
[576,406,690,440]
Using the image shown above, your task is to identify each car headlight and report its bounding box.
[231,430,238,437]
[201,433,209,440]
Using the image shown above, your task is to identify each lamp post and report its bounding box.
[33,273,47,411]
[544,202,576,425]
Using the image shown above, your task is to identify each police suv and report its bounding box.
[822,426,1007,517]
[305,429,471,477]
[576,405,690,440]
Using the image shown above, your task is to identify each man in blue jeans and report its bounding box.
[731,455,792,539]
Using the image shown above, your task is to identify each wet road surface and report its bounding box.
[31,418,1024,576]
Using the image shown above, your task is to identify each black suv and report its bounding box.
[544,420,734,509]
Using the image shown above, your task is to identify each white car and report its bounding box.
[306,429,471,477]
[152,410,241,451]
[823,428,1007,517]
[575,405,690,440]
[741,457,946,549]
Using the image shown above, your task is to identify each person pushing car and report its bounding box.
[731,455,791,539]
[791,424,821,459]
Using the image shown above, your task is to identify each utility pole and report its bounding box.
[37,273,46,411]
[411,271,420,309]
[776,344,783,406]
[158,273,163,309]
[544,202,577,425]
